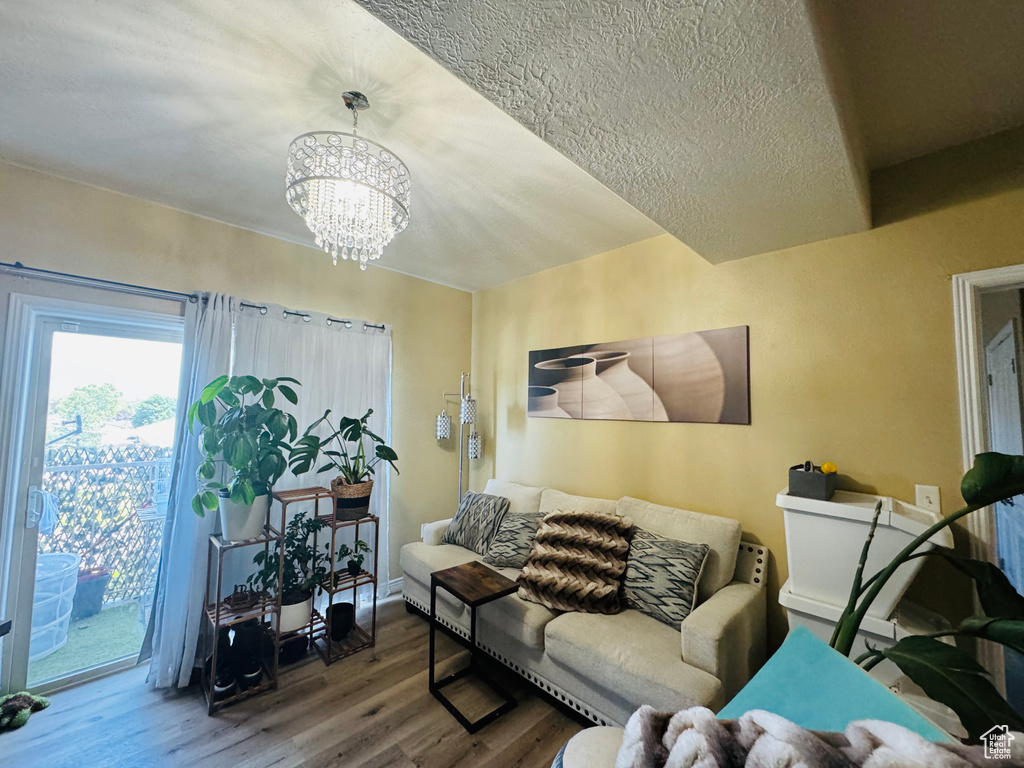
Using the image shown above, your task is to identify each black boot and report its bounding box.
[212,626,236,699]
[233,619,263,691]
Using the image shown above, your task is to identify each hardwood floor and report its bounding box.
[3,596,584,768]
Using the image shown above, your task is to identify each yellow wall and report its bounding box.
[0,162,473,578]
[469,148,1024,645]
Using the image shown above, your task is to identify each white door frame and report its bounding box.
[0,293,183,693]
[952,264,1024,690]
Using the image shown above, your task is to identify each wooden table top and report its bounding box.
[431,560,518,607]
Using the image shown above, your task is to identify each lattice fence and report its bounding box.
[38,445,172,603]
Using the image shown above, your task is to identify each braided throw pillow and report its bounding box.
[517,509,634,614]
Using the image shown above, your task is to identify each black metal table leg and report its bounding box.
[427,576,517,733]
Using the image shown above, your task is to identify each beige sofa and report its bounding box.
[400,480,769,727]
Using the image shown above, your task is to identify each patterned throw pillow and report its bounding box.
[517,510,633,614]
[623,528,710,626]
[440,491,510,554]
[483,511,544,569]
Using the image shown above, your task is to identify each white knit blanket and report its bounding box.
[614,705,1022,768]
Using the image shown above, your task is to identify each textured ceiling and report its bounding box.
[0,1,662,292]
[355,0,871,263]
[828,0,1024,170]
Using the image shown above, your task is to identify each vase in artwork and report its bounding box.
[532,357,632,420]
[578,351,667,421]
[527,386,570,418]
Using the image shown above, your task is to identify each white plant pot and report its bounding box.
[278,596,313,634]
[218,492,270,542]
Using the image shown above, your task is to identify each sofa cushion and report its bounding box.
[545,609,724,711]
[617,497,741,601]
[478,567,561,650]
[400,541,480,587]
[540,489,617,517]
[441,491,509,554]
[482,510,544,569]
[623,529,709,626]
[517,510,633,614]
[483,479,545,517]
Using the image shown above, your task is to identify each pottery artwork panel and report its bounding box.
[527,327,749,424]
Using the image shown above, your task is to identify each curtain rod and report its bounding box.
[0,261,198,304]
[238,300,385,332]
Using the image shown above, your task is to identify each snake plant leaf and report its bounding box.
[960,452,1024,507]
[935,552,1024,619]
[957,616,1024,655]
[882,635,1024,741]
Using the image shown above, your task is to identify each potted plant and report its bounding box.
[830,452,1024,741]
[337,539,371,577]
[289,408,398,520]
[188,375,300,541]
[247,511,328,634]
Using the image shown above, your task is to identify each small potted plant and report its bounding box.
[289,408,398,520]
[189,375,300,541]
[337,539,371,578]
[247,511,328,634]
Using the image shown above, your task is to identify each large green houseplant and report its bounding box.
[830,452,1024,741]
[289,408,398,520]
[247,511,328,633]
[189,375,299,541]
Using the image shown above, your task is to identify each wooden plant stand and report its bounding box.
[201,495,286,716]
[270,487,379,667]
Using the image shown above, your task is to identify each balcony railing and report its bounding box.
[38,445,172,604]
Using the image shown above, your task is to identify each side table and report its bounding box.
[429,560,519,733]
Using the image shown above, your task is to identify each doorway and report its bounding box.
[0,296,183,693]
[980,292,1024,711]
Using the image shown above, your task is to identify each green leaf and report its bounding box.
[276,376,300,385]
[191,495,205,517]
[187,401,200,433]
[961,452,1024,507]
[937,552,1024,619]
[375,445,398,462]
[278,384,298,405]
[197,400,217,429]
[241,480,256,506]
[200,375,229,404]
[958,616,1024,655]
[243,375,262,394]
[287,413,297,443]
[199,460,216,480]
[217,388,239,408]
[261,389,275,409]
[201,491,218,511]
[262,378,279,390]
[883,635,1024,740]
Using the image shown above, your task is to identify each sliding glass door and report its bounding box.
[1,298,183,693]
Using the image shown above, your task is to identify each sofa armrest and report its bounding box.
[421,518,453,546]
[680,581,766,701]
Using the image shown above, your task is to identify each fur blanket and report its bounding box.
[615,705,1022,768]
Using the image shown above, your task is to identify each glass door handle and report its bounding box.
[26,486,58,531]
[26,486,42,528]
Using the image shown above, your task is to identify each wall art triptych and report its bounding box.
[528,326,750,424]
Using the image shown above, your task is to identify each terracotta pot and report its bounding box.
[582,351,668,421]
[527,386,570,418]
[533,356,632,420]
[331,478,373,521]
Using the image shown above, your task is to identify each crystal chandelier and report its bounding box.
[286,91,411,270]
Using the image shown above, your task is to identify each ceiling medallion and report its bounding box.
[286,91,411,270]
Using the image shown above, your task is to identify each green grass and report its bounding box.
[28,601,146,686]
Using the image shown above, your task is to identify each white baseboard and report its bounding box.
[387,576,404,595]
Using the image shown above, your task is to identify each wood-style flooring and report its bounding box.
[2,596,584,768]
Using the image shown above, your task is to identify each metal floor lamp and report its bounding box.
[437,372,482,502]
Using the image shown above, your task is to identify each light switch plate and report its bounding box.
[915,485,941,514]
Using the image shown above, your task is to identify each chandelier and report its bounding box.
[286,91,411,270]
